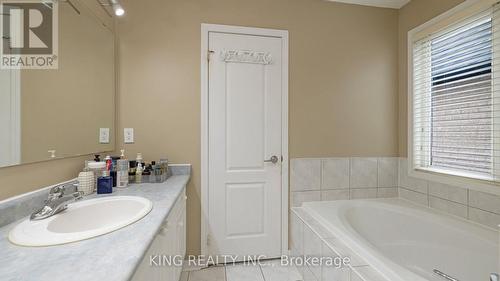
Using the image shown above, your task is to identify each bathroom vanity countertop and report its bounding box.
[0,174,190,281]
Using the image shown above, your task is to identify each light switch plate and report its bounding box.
[99,128,110,144]
[124,128,134,144]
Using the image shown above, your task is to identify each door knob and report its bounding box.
[264,155,279,164]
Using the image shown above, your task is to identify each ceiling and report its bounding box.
[326,0,411,9]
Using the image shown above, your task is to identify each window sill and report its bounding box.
[416,167,494,183]
[408,165,500,197]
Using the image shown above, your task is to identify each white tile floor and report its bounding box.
[181,259,303,281]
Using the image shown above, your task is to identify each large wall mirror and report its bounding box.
[0,0,115,168]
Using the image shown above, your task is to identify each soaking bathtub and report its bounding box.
[301,198,499,281]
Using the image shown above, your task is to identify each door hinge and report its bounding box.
[207,50,215,62]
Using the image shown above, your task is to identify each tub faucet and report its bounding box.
[433,269,458,281]
[492,273,499,281]
[30,183,83,221]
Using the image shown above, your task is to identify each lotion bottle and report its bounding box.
[135,162,143,183]
[135,153,143,184]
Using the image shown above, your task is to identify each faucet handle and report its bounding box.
[72,191,84,200]
[61,183,79,194]
[48,186,64,200]
[48,183,77,199]
[49,185,63,193]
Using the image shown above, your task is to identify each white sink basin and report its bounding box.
[9,196,152,247]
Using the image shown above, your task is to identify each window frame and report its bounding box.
[407,0,500,197]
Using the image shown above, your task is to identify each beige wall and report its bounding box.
[117,0,398,255]
[0,155,90,200]
[397,0,464,156]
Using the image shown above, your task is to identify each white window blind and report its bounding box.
[412,5,500,181]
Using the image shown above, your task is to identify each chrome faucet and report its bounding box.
[30,183,83,221]
[432,269,458,281]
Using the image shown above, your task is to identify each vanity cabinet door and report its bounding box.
[173,194,187,280]
[131,189,187,281]
[158,219,176,280]
[179,196,186,257]
[132,232,163,280]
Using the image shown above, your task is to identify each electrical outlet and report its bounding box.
[99,128,110,144]
[124,128,134,144]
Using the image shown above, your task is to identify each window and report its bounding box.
[412,5,500,181]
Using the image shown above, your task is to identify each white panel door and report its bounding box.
[208,32,283,259]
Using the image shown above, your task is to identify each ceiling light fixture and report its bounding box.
[98,0,125,17]
[109,0,124,16]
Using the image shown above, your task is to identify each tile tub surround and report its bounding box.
[0,166,191,281]
[290,208,387,281]
[291,157,399,207]
[292,157,500,229]
[398,158,500,229]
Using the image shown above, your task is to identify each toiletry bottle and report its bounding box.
[104,155,115,187]
[142,164,152,183]
[88,161,106,187]
[116,159,129,188]
[160,158,169,180]
[112,156,120,169]
[97,171,113,194]
[152,161,162,183]
[129,160,137,183]
[135,153,143,183]
[116,148,128,188]
[111,156,120,187]
[110,170,117,187]
[77,167,95,195]
[136,162,143,183]
[105,155,112,171]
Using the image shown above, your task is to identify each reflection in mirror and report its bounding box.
[0,0,115,168]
